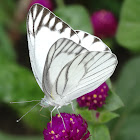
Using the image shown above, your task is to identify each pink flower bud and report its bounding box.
[91,10,118,38]
[29,0,53,11]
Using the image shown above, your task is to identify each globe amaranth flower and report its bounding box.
[43,113,90,140]
[77,83,109,110]
[91,10,118,38]
[29,0,53,11]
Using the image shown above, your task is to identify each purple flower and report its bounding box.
[77,83,109,110]
[29,0,53,11]
[43,113,90,140]
[91,10,118,38]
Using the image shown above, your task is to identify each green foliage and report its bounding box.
[0,26,16,62]
[115,57,140,112]
[98,112,119,124]
[0,61,51,131]
[0,132,43,140]
[116,0,140,52]
[102,90,124,112]
[0,1,15,26]
[99,80,123,112]
[54,5,93,34]
[89,124,111,140]
[76,108,119,124]
[110,56,140,140]
[100,79,123,112]
[76,108,94,122]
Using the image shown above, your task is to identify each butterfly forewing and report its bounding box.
[27,4,80,90]
[75,30,111,52]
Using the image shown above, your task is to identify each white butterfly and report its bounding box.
[15,4,117,123]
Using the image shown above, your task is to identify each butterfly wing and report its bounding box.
[42,38,87,96]
[52,51,117,102]
[75,30,111,52]
[27,4,80,90]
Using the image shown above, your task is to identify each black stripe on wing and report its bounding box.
[70,52,117,98]
[27,4,78,39]
[55,51,117,98]
[75,30,111,52]
[54,52,95,96]
[45,38,87,70]
[42,38,87,97]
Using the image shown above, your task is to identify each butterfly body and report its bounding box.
[27,4,118,110]
[40,95,70,108]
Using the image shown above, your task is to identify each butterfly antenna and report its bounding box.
[10,100,41,104]
[50,106,57,128]
[57,107,66,130]
[16,102,40,122]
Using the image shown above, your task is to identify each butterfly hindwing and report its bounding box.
[27,4,80,90]
[53,51,117,102]
[42,38,87,96]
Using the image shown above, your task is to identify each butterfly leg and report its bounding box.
[51,106,57,127]
[39,106,43,112]
[39,107,49,118]
[40,114,48,118]
[70,102,75,113]
[57,107,66,130]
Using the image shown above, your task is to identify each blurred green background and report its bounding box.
[0,0,140,140]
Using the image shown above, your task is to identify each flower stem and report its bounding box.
[56,0,65,8]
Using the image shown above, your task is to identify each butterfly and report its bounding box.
[14,4,117,123]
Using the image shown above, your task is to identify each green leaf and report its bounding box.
[0,132,43,140]
[116,0,140,52]
[98,112,119,123]
[54,5,93,34]
[109,56,140,140]
[76,106,119,124]
[89,124,111,140]
[106,79,112,89]
[98,89,124,112]
[96,79,123,112]
[76,107,93,122]
[115,56,140,112]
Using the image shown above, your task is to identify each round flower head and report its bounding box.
[43,113,90,140]
[91,10,118,38]
[29,0,53,11]
[77,83,109,110]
